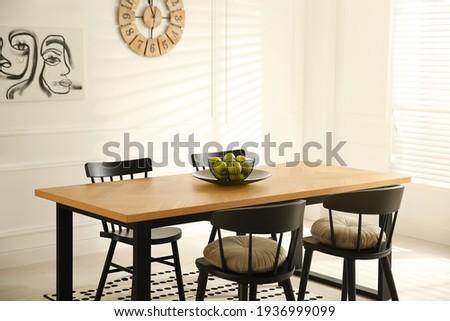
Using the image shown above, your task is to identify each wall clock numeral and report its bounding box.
[118,6,136,25]
[129,33,148,56]
[120,0,139,9]
[166,0,183,12]
[158,34,175,55]
[169,10,185,28]
[166,25,183,45]
[145,38,161,58]
[120,24,139,44]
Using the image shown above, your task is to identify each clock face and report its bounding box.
[118,0,185,57]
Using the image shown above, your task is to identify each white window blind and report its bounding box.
[391,0,450,188]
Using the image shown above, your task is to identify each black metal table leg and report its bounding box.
[56,204,73,301]
[131,223,151,300]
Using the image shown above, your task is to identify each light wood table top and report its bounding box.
[35,163,410,224]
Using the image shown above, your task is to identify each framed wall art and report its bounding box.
[0,26,84,102]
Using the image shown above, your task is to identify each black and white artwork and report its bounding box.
[0,26,84,102]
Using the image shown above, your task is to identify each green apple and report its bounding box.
[241,160,253,175]
[235,155,247,162]
[242,166,252,175]
[209,157,222,168]
[214,172,229,181]
[225,161,236,171]
[213,161,227,175]
[229,173,245,181]
[223,152,235,162]
[227,161,242,175]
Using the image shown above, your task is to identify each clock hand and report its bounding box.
[150,2,155,38]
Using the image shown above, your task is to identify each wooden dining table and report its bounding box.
[35,162,410,301]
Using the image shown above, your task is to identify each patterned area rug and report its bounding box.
[44,270,324,301]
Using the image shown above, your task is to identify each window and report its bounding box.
[391,0,450,188]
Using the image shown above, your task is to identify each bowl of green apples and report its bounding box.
[208,153,255,182]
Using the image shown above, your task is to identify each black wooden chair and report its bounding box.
[85,158,185,301]
[297,185,405,301]
[195,200,306,301]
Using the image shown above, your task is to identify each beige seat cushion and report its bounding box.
[203,235,286,273]
[311,215,385,250]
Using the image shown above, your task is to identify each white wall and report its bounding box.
[305,0,450,246]
[0,0,305,268]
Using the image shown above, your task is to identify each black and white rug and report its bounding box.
[44,270,324,301]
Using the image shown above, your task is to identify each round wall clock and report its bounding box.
[118,0,185,57]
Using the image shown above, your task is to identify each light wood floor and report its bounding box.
[1,220,449,301]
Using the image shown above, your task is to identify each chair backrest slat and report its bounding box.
[273,232,284,272]
[217,229,227,272]
[287,229,301,270]
[328,209,337,248]
[101,221,108,232]
[386,211,399,248]
[356,214,363,252]
[248,233,253,275]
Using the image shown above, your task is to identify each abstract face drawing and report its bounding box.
[39,35,72,96]
[0,27,83,102]
[0,30,37,99]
